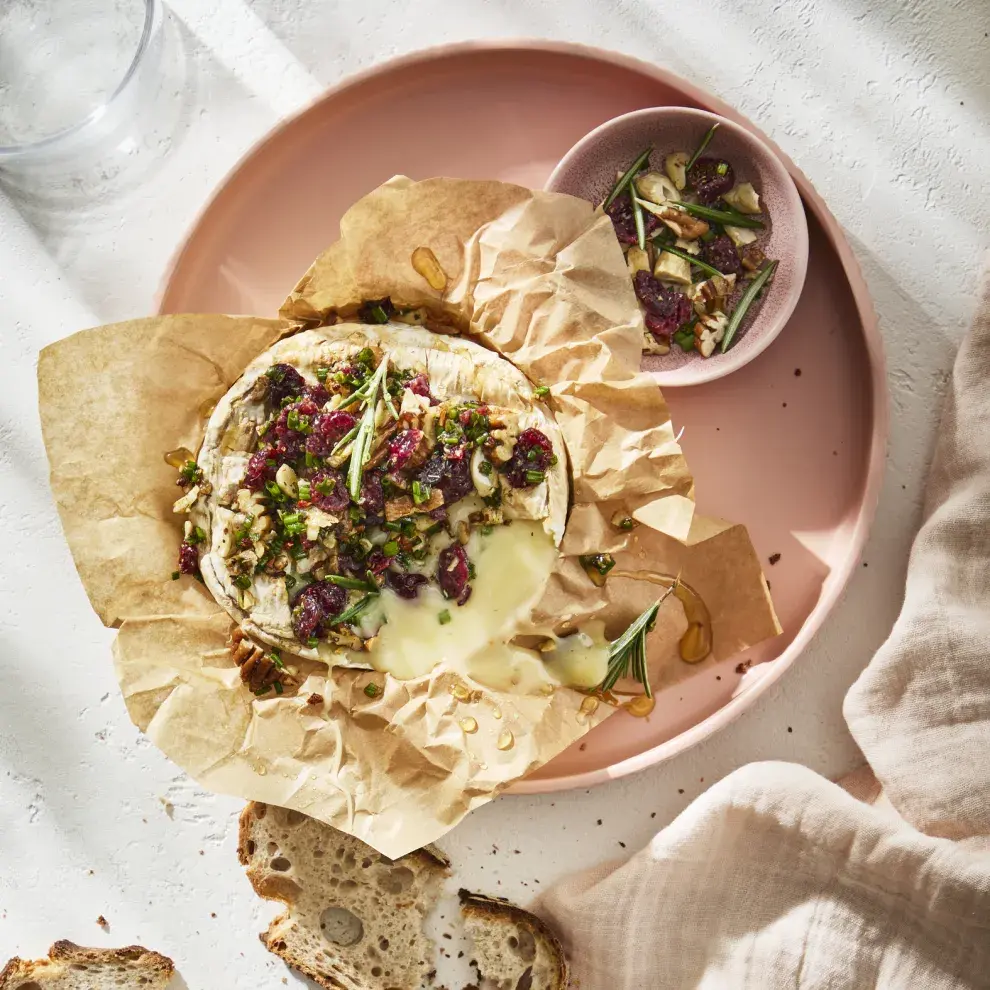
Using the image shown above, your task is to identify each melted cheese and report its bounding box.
[543,621,610,689]
[364,522,559,685]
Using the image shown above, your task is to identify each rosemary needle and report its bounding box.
[686,123,719,171]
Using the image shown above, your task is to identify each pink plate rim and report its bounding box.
[155,40,888,794]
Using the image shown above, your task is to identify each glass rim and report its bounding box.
[0,0,160,161]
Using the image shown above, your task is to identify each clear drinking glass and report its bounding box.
[0,0,164,171]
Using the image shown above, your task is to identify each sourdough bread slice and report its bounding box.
[237,802,449,989]
[0,941,174,989]
[460,891,568,990]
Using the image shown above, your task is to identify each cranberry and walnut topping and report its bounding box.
[604,126,777,359]
[177,340,563,662]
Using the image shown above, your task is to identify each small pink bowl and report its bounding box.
[546,107,809,386]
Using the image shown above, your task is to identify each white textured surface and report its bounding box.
[2,2,989,986]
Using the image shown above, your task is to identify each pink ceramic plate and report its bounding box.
[547,106,810,386]
[158,42,886,794]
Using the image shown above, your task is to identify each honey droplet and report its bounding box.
[450,682,472,702]
[539,682,555,696]
[624,695,656,718]
[491,706,502,720]
[496,729,515,751]
[459,716,478,734]
[579,696,600,716]
[256,765,268,776]
[199,397,217,418]
[411,245,448,291]
[164,446,195,469]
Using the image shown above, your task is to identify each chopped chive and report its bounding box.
[675,202,764,229]
[306,635,319,648]
[721,260,778,353]
[171,570,181,580]
[438,609,452,625]
[673,327,696,352]
[305,451,318,468]
[233,574,252,590]
[479,460,492,476]
[480,524,494,535]
[364,682,381,698]
[716,162,729,175]
[273,680,284,694]
[411,480,429,505]
[603,146,653,210]
[365,305,389,324]
[382,540,399,557]
[179,460,203,484]
[653,242,726,279]
[254,686,271,696]
[270,649,284,669]
[686,123,719,171]
[533,385,550,399]
[264,479,286,503]
[297,480,311,501]
[525,469,546,484]
[315,366,329,383]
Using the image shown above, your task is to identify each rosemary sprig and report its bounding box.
[331,593,378,627]
[346,355,390,499]
[720,260,778,353]
[603,145,653,210]
[686,123,719,171]
[598,582,679,698]
[674,201,765,230]
[630,189,647,251]
[651,241,726,279]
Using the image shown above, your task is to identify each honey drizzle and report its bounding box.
[609,570,713,665]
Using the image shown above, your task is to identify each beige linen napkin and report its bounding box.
[536,268,990,987]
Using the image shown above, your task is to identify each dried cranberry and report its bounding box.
[243,447,276,490]
[359,471,384,513]
[428,506,447,522]
[291,580,347,641]
[310,468,349,513]
[366,549,389,575]
[437,543,472,605]
[178,541,199,575]
[632,271,693,340]
[702,234,742,276]
[418,449,446,487]
[309,580,347,615]
[306,410,357,456]
[265,364,306,405]
[385,571,428,600]
[305,384,331,408]
[504,428,554,489]
[687,157,735,205]
[605,193,660,245]
[437,455,473,505]
[406,374,434,403]
[388,429,427,471]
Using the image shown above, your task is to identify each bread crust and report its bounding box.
[0,941,174,989]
